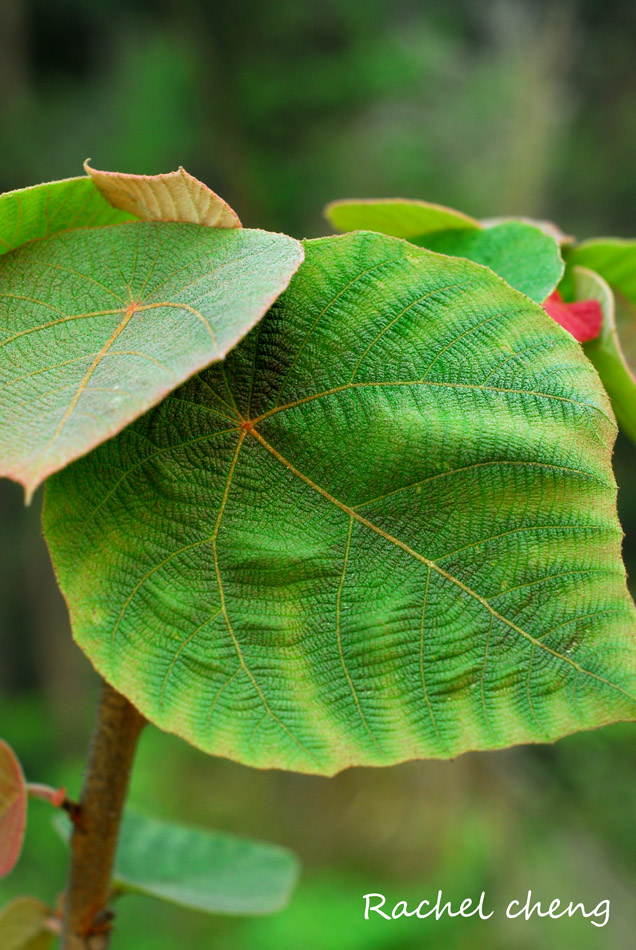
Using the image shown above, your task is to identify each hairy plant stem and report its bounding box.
[61,680,146,950]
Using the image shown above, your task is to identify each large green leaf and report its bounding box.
[44,232,636,775]
[0,178,132,256]
[325,198,480,238]
[0,222,303,499]
[54,810,299,916]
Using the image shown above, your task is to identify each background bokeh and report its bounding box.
[1,1,636,947]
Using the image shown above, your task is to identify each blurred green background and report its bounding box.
[1,0,636,947]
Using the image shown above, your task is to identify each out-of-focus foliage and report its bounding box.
[1,1,636,948]
[2,0,636,239]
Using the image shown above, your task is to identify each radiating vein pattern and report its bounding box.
[0,221,303,497]
[44,232,636,775]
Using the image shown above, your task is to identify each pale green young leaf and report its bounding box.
[0,222,303,499]
[325,198,480,238]
[0,178,133,256]
[44,232,636,775]
[114,811,299,915]
[54,810,299,916]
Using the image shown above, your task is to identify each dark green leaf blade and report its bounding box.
[420,221,564,302]
[44,232,636,775]
[0,222,303,499]
[0,178,133,256]
[54,811,299,916]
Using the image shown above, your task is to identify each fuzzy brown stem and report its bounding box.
[61,680,145,950]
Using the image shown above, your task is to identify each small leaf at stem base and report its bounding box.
[0,896,55,950]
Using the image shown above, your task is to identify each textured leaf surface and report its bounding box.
[44,232,636,775]
[54,810,299,915]
[0,222,303,498]
[325,198,479,238]
[86,163,241,228]
[418,221,564,302]
[0,898,54,950]
[0,741,27,877]
[0,178,132,257]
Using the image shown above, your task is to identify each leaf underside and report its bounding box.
[44,232,636,775]
[0,177,133,256]
[0,221,303,499]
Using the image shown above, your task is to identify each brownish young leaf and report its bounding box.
[85,162,241,228]
[0,740,27,878]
